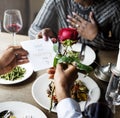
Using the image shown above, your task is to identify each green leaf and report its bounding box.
[58,56,75,64]
[53,45,93,74]
[53,54,62,67]
[75,61,93,73]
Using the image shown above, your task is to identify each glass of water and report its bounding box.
[105,67,120,113]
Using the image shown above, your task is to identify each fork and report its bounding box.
[79,43,86,61]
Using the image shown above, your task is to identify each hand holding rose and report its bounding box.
[48,64,78,102]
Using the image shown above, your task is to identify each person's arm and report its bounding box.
[28,0,58,39]
[57,98,82,118]
[0,46,29,75]
[48,64,83,118]
[67,5,120,50]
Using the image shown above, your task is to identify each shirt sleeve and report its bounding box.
[56,98,83,118]
[28,0,58,39]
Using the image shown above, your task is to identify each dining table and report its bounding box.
[0,32,120,118]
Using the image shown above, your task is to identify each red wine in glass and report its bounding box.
[3,9,23,45]
[6,23,22,33]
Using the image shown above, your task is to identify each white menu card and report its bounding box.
[21,39,55,71]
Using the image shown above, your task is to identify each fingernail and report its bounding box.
[66,19,70,22]
[43,35,48,41]
[72,12,76,15]
[67,15,72,18]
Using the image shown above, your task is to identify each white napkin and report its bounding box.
[21,39,55,71]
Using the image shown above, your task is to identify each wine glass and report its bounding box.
[83,102,114,118]
[105,67,120,114]
[3,9,23,46]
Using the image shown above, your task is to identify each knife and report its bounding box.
[58,41,61,54]
[79,43,86,61]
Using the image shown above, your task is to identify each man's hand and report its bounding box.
[0,46,29,75]
[47,64,78,102]
[36,28,57,43]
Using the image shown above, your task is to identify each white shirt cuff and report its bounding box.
[56,98,82,118]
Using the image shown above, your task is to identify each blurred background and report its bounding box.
[0,0,44,35]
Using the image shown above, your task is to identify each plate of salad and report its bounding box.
[0,63,33,84]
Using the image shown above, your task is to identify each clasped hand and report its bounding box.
[67,12,98,40]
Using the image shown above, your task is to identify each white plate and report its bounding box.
[32,73,100,112]
[0,101,47,118]
[0,63,33,84]
[71,43,96,65]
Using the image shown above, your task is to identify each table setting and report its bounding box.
[0,9,120,118]
[21,28,100,116]
[0,33,119,118]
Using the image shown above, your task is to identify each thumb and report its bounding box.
[89,12,96,24]
[56,63,63,72]
[42,31,48,41]
[66,64,77,74]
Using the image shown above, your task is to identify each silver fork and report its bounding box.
[79,43,86,61]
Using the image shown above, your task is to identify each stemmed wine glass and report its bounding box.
[3,9,23,46]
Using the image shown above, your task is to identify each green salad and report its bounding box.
[0,66,26,81]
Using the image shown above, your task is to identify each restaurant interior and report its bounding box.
[0,0,120,118]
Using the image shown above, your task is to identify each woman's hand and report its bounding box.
[67,12,98,40]
[36,28,57,43]
[0,46,29,75]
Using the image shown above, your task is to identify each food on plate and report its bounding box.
[0,66,26,81]
[9,116,16,118]
[71,80,89,102]
[47,79,89,110]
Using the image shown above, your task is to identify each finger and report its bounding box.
[67,15,78,27]
[48,74,54,79]
[66,64,77,73]
[89,12,95,24]
[56,63,62,70]
[17,59,29,65]
[51,38,57,43]
[47,67,55,74]
[72,12,84,22]
[7,45,21,50]
[56,63,72,74]
[67,15,76,22]
[37,32,42,39]
[8,46,28,56]
[41,30,49,41]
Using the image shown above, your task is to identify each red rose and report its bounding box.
[58,28,78,43]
